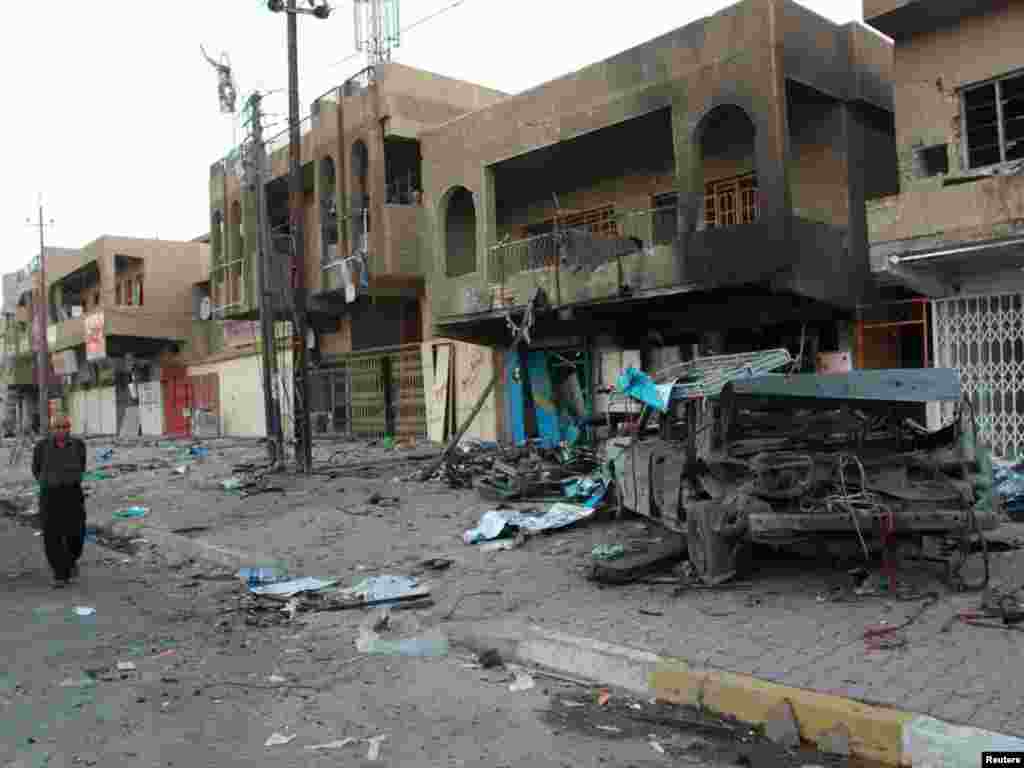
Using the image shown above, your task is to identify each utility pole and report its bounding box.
[247,92,285,467]
[27,202,53,436]
[268,0,331,475]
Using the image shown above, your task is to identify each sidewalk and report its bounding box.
[5,437,1024,746]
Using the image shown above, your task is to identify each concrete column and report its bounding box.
[841,102,870,308]
[480,166,497,284]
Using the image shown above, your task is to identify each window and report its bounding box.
[652,192,678,245]
[917,144,949,177]
[133,277,143,306]
[122,280,132,306]
[962,71,1024,169]
[704,174,758,229]
[115,282,122,305]
[524,204,618,238]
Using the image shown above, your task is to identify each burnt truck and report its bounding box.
[607,351,999,589]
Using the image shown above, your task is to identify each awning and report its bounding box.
[871,234,1024,297]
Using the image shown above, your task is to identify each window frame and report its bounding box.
[704,172,758,230]
[960,68,1024,171]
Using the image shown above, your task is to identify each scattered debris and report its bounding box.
[267,675,286,684]
[443,590,503,620]
[480,538,522,553]
[73,607,95,617]
[366,734,388,761]
[249,577,337,598]
[463,504,595,544]
[596,725,622,734]
[418,558,453,571]
[638,608,664,617]
[220,478,242,492]
[306,738,355,751]
[597,689,611,706]
[112,506,148,520]
[588,536,687,585]
[238,567,285,587]
[116,662,137,673]
[264,733,295,747]
[478,649,503,669]
[591,544,625,561]
[648,739,666,755]
[509,672,536,692]
[171,526,209,536]
[765,699,800,748]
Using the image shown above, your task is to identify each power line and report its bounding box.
[327,0,468,69]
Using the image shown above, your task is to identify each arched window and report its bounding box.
[444,186,477,277]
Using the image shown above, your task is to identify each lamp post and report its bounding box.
[266,0,332,474]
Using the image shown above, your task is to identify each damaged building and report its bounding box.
[208,62,506,442]
[862,0,1024,461]
[419,0,899,446]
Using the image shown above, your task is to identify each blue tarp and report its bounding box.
[616,367,668,412]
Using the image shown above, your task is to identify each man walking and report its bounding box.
[32,415,87,587]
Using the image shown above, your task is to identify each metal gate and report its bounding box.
[932,292,1024,459]
[333,344,427,441]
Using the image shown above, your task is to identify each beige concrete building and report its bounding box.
[45,236,209,436]
[208,62,506,441]
[419,0,897,445]
[863,0,1024,457]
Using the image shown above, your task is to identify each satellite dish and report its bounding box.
[200,297,212,320]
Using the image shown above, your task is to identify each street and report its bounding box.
[0,512,737,768]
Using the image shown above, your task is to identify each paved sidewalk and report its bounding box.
[5,437,1024,738]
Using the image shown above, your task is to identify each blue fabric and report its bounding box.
[616,367,668,413]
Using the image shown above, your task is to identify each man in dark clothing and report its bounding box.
[32,415,87,587]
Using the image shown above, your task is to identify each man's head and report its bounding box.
[54,416,71,445]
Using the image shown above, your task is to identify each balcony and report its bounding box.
[863,0,1001,40]
[461,205,681,315]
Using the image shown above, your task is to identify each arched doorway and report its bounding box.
[698,105,758,230]
[443,186,477,277]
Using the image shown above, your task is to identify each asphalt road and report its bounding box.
[0,513,732,768]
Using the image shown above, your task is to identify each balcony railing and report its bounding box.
[482,204,679,311]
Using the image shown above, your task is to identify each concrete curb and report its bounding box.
[92,519,272,572]
[451,622,1024,767]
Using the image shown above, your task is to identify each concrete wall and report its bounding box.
[68,386,116,435]
[138,380,163,436]
[867,2,1024,249]
[421,0,890,321]
[187,353,292,438]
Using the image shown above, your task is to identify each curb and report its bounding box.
[450,621,1024,767]
[92,519,272,572]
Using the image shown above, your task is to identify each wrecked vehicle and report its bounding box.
[609,354,998,589]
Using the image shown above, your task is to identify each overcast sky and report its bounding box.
[2,0,862,275]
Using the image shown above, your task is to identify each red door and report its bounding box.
[162,375,192,436]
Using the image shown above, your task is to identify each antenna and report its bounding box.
[353,0,400,67]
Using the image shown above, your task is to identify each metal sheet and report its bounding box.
[731,369,962,403]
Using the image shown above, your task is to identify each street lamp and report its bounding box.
[265,0,331,474]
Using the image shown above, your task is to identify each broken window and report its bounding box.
[963,71,1024,169]
[704,174,758,229]
[917,144,949,178]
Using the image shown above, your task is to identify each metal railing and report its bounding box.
[487,204,678,286]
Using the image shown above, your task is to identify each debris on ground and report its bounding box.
[221,478,242,492]
[478,649,503,669]
[306,738,355,750]
[463,504,595,545]
[73,607,95,617]
[995,460,1024,521]
[588,535,687,585]
[366,734,388,761]
[591,544,625,561]
[416,557,453,571]
[116,661,137,673]
[479,538,523,553]
[356,616,449,658]
[264,732,296,747]
[509,671,536,692]
[112,506,148,520]
[248,577,337,598]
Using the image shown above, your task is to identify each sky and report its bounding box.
[2,0,863,275]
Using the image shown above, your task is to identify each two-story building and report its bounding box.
[1,266,40,432]
[863,0,1024,458]
[419,0,898,445]
[208,62,507,441]
[46,236,209,436]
